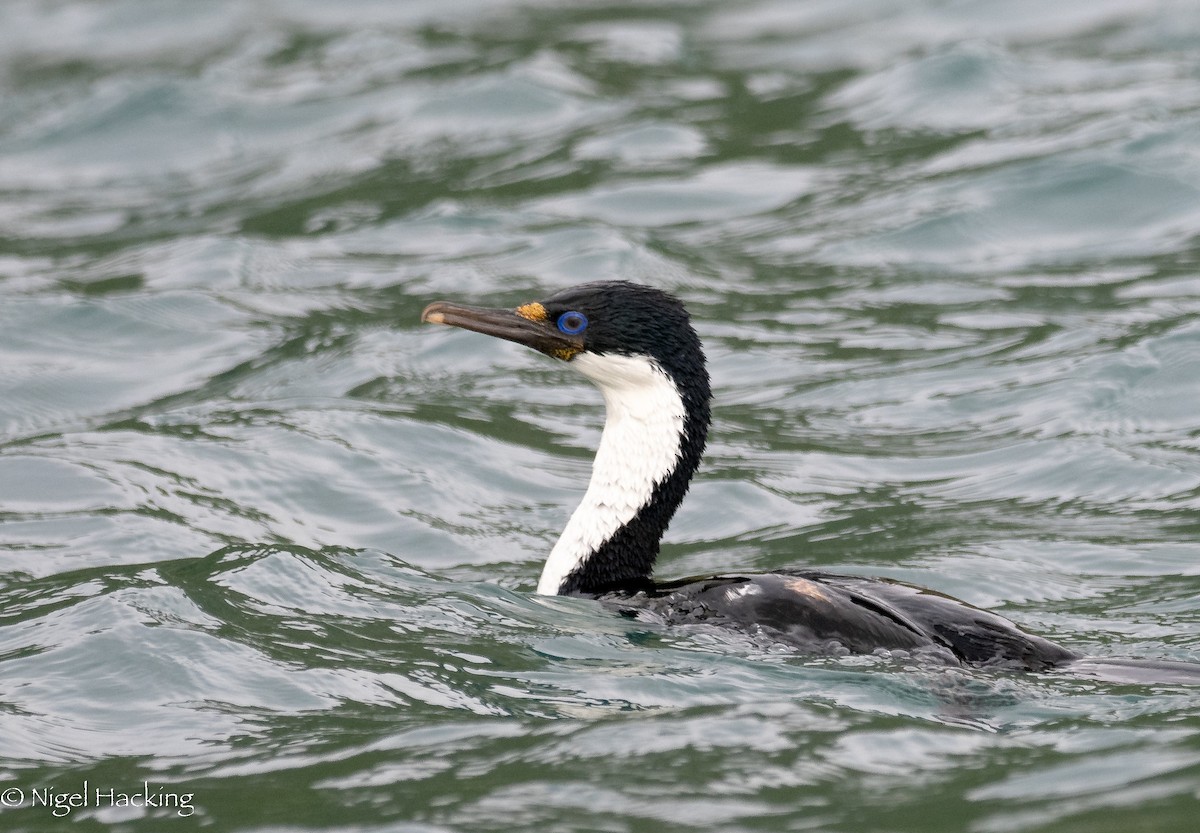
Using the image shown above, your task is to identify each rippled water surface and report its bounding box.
[2,1,1200,830]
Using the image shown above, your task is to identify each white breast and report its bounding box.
[536,352,686,595]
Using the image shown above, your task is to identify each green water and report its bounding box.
[2,1,1199,830]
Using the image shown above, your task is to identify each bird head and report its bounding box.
[421,280,705,386]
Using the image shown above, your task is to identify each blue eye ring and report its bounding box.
[556,310,588,335]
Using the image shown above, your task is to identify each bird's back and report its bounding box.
[605,571,1080,671]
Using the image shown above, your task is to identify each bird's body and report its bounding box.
[609,572,1075,669]
[421,281,1079,671]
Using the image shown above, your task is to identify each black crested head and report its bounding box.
[423,280,707,384]
[537,280,702,374]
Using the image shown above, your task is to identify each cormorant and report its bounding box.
[421,281,1083,671]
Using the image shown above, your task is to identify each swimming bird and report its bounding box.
[421,281,1080,671]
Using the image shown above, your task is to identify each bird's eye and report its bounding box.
[556,311,588,335]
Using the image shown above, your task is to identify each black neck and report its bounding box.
[559,363,711,596]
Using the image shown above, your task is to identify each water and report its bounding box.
[2,0,1199,830]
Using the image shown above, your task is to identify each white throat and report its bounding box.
[536,352,686,595]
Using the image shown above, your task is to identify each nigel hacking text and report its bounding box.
[1,781,194,817]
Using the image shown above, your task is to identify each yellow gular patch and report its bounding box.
[551,346,581,361]
[783,577,830,603]
[516,302,548,322]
